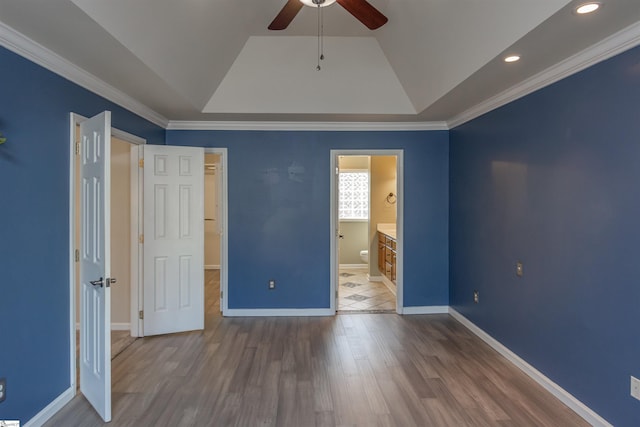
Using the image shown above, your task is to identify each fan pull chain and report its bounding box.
[316,4,321,70]
[320,5,325,61]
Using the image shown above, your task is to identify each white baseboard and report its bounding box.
[402,305,449,314]
[224,308,334,317]
[205,264,220,270]
[24,386,75,427]
[339,263,367,269]
[75,322,131,331]
[380,275,397,296]
[448,308,612,427]
[367,274,383,282]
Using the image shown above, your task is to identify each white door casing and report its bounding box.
[143,145,205,336]
[334,161,340,311]
[215,159,224,311]
[79,111,112,422]
[329,149,404,314]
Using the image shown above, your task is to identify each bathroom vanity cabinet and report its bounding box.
[377,232,396,284]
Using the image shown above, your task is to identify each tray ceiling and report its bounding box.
[0,0,639,124]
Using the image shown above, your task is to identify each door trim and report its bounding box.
[68,112,146,393]
[204,148,229,315]
[330,149,404,314]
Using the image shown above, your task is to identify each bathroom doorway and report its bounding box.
[330,150,403,313]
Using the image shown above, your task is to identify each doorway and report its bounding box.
[122,146,228,337]
[204,151,225,326]
[69,112,229,419]
[71,117,144,391]
[330,150,404,314]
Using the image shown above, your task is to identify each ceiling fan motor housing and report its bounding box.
[300,0,337,7]
[270,0,387,31]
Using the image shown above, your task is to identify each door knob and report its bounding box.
[90,277,104,287]
[89,277,117,287]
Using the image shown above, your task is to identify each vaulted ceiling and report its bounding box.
[1,0,639,125]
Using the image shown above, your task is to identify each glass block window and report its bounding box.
[339,171,369,220]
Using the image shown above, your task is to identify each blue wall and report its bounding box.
[0,44,449,423]
[9,22,637,426]
[166,130,450,310]
[450,45,640,426]
[0,46,164,423]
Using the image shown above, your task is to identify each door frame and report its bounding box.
[68,112,146,391]
[330,149,404,314]
[204,148,229,315]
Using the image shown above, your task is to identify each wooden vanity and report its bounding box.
[377,230,396,284]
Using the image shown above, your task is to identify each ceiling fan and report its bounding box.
[269,0,388,31]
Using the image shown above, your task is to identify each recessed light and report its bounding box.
[575,2,601,14]
[504,55,521,63]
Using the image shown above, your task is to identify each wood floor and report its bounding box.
[47,271,588,426]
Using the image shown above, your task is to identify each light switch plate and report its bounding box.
[631,376,640,400]
[516,261,524,277]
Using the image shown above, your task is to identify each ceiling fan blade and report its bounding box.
[268,0,304,30]
[336,0,388,30]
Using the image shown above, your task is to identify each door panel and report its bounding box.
[79,111,111,422]
[143,145,204,336]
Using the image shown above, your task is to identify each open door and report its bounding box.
[79,111,112,422]
[213,157,224,313]
[329,155,340,312]
[334,159,341,311]
[142,145,205,336]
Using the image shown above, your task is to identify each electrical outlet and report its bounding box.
[473,290,479,304]
[631,376,640,401]
[516,261,524,277]
[0,377,6,403]
[268,279,276,290]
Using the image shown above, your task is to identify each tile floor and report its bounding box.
[338,267,396,312]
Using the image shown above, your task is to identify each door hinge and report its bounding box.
[75,249,79,262]
[75,141,80,155]
[139,234,144,244]
[220,290,223,299]
[139,158,144,168]
[139,310,144,320]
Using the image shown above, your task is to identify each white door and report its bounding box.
[79,111,112,422]
[143,145,205,336]
[214,160,224,312]
[332,158,341,311]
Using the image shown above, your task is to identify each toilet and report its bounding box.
[359,250,369,263]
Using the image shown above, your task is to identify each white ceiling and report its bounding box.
[0,0,639,125]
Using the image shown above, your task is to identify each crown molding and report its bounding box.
[448,20,640,129]
[166,120,449,131]
[7,11,639,133]
[0,21,169,128]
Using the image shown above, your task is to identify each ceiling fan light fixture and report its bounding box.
[575,2,601,14]
[300,0,337,7]
[504,55,521,63]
